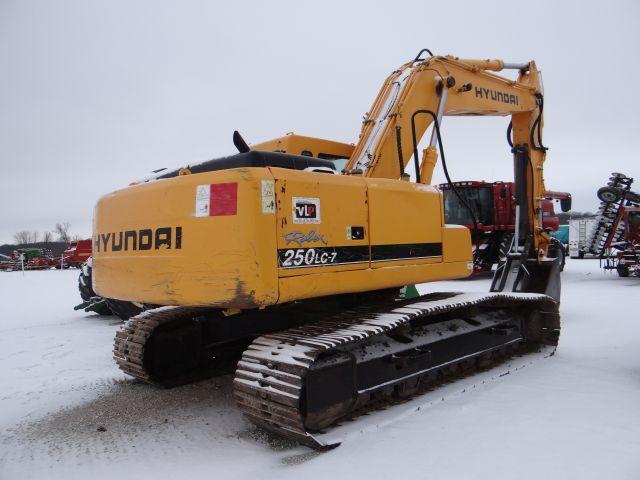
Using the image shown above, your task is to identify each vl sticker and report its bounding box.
[292,197,321,224]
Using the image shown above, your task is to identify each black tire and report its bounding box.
[78,263,113,315]
[78,265,95,302]
[617,264,630,277]
[104,298,143,321]
[78,258,142,320]
[597,186,622,204]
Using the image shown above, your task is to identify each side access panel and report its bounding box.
[271,167,369,276]
[367,179,443,267]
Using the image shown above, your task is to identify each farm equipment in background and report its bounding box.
[61,239,92,268]
[613,207,640,276]
[0,254,15,271]
[0,248,57,271]
[75,257,144,319]
[0,240,93,272]
[586,173,640,277]
[439,181,571,274]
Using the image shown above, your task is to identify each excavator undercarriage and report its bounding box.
[114,290,559,449]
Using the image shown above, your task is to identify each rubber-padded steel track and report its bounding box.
[114,306,235,386]
[233,292,559,449]
[113,303,319,387]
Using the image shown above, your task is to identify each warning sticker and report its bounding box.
[292,197,321,224]
[195,184,210,217]
[195,183,238,217]
[261,179,275,214]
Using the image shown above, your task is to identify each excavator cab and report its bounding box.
[442,183,494,227]
[251,133,354,173]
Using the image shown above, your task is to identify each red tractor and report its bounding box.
[439,181,571,274]
[61,239,92,268]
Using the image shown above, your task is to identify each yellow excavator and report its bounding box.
[95,50,561,449]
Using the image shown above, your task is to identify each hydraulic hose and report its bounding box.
[506,121,513,148]
[530,94,547,152]
[410,109,479,261]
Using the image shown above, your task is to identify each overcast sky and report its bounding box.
[1,0,639,244]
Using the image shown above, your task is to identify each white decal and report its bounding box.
[292,197,321,224]
[195,184,210,217]
[261,179,275,214]
[281,248,338,267]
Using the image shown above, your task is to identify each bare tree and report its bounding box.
[13,230,32,244]
[42,231,53,243]
[71,234,83,241]
[55,222,72,244]
[31,231,40,243]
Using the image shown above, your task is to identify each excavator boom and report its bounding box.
[343,54,559,300]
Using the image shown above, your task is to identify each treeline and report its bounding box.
[2,222,85,257]
[12,222,80,245]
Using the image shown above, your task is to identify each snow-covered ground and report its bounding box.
[1,260,639,479]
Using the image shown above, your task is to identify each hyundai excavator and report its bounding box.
[94,50,561,449]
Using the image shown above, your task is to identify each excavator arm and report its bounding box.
[345,53,559,300]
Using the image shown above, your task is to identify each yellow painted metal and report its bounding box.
[345,55,550,255]
[366,179,442,268]
[453,58,509,72]
[272,168,369,277]
[252,134,354,159]
[93,168,279,308]
[419,146,438,185]
[93,165,472,307]
[277,260,470,304]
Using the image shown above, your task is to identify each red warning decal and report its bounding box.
[210,182,237,216]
